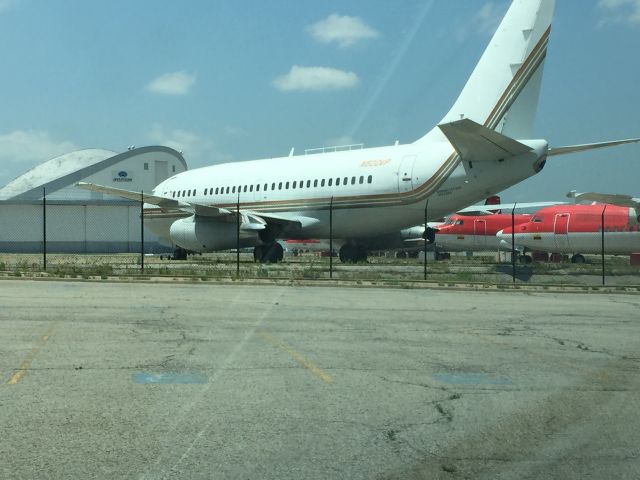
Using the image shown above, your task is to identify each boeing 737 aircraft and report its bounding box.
[78,0,639,262]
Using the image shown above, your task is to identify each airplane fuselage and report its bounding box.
[145,139,548,249]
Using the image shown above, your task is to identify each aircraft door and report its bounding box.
[473,219,487,248]
[554,213,570,251]
[398,155,416,193]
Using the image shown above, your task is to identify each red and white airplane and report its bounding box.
[433,196,563,253]
[496,192,640,263]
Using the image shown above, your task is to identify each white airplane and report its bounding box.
[78,0,639,263]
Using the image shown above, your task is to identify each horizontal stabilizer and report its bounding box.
[568,191,640,209]
[438,119,532,161]
[548,137,640,156]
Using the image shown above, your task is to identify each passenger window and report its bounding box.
[336,178,340,186]
[232,186,236,194]
[226,187,230,194]
[321,179,325,187]
[328,178,333,186]
[292,181,297,189]
[314,179,318,187]
[343,177,348,185]
[359,176,364,184]
[367,175,372,184]
[285,181,290,189]
[215,187,219,195]
[256,184,260,192]
[172,192,176,198]
[306,180,311,188]
[182,190,186,197]
[249,185,253,192]
[278,182,282,190]
[242,185,246,193]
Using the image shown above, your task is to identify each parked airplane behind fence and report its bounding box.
[497,193,640,263]
[78,0,639,263]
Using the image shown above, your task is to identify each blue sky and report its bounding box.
[0,0,638,203]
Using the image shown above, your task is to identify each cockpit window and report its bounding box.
[455,220,464,225]
[532,216,543,223]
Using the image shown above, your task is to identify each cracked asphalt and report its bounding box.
[1,279,639,479]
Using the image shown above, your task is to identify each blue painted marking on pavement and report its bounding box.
[133,372,208,384]
[433,373,512,385]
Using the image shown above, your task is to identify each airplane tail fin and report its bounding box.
[415,0,555,143]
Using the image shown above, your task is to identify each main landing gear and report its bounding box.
[339,243,368,263]
[253,243,284,263]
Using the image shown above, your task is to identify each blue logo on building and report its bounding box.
[113,170,133,182]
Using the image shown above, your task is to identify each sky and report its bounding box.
[0,0,638,203]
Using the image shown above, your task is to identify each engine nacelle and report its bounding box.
[169,216,261,252]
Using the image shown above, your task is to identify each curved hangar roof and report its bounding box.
[0,146,187,201]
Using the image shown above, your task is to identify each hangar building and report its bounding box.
[0,146,187,253]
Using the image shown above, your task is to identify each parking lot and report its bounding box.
[1,279,640,479]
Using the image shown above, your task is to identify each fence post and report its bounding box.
[511,203,517,283]
[601,205,607,286]
[423,199,429,280]
[329,196,334,279]
[140,191,144,271]
[236,193,240,277]
[43,187,47,271]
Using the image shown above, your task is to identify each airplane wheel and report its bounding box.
[259,243,284,263]
[339,244,354,263]
[571,254,585,264]
[173,247,188,261]
[519,254,532,264]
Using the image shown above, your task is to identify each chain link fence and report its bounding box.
[1,195,639,286]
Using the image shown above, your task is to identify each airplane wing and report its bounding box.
[438,119,532,161]
[76,182,318,232]
[548,138,640,156]
[568,191,640,209]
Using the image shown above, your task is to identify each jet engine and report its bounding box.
[169,215,261,252]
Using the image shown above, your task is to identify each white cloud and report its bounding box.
[0,0,19,14]
[308,14,379,48]
[147,124,230,164]
[273,66,359,92]
[598,0,640,26]
[0,130,79,165]
[146,71,196,95]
